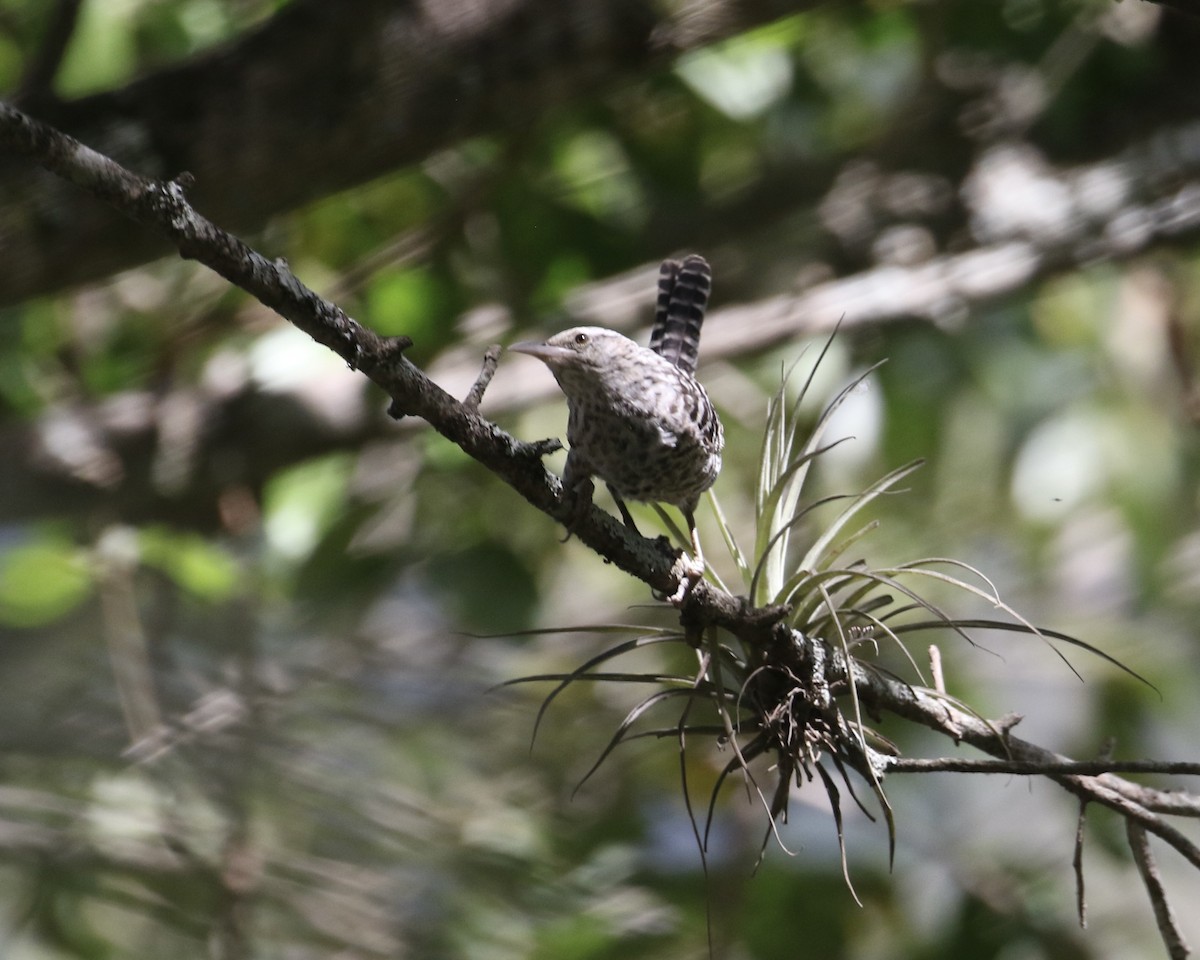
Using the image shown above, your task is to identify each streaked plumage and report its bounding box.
[509,255,722,561]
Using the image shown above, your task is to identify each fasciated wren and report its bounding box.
[510,255,723,594]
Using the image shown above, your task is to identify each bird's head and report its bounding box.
[509,326,635,368]
[508,327,642,394]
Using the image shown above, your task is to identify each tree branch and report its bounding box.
[1128,821,1192,960]
[13,0,83,103]
[863,670,1200,868]
[5,97,1197,957]
[1148,0,1200,19]
[885,756,1200,781]
[0,99,678,591]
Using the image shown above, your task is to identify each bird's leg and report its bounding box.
[558,450,597,542]
[606,484,642,536]
[668,509,707,605]
[559,476,594,542]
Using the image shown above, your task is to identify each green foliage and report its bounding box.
[0,536,91,626]
[138,528,240,602]
[262,453,354,565]
[2,0,1200,957]
[366,266,457,341]
[55,0,137,96]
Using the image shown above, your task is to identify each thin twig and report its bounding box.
[1073,800,1087,928]
[884,757,1200,778]
[928,644,944,695]
[463,345,502,412]
[1127,820,1191,960]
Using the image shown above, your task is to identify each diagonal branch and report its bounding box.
[1128,821,1192,960]
[4,97,1198,956]
[885,756,1200,781]
[865,669,1200,865]
[0,99,679,593]
[6,96,1196,806]
[14,0,84,102]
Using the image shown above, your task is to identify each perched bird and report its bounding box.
[509,255,723,593]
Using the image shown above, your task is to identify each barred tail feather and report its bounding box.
[648,259,680,357]
[648,254,711,376]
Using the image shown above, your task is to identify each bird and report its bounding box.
[509,254,723,596]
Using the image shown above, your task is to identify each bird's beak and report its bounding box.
[508,340,571,365]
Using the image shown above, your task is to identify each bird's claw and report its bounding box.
[667,551,705,606]
[559,477,595,543]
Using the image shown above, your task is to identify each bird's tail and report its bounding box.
[649,254,711,376]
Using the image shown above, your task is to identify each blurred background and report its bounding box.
[1,0,1199,957]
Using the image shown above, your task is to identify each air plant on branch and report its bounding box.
[501,333,1144,894]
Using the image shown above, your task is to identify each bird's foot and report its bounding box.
[667,551,706,606]
[559,478,595,543]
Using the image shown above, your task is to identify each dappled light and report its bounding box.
[1,1,1200,958]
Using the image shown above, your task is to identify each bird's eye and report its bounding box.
[574,332,589,345]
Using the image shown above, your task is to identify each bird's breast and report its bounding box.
[564,387,722,506]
